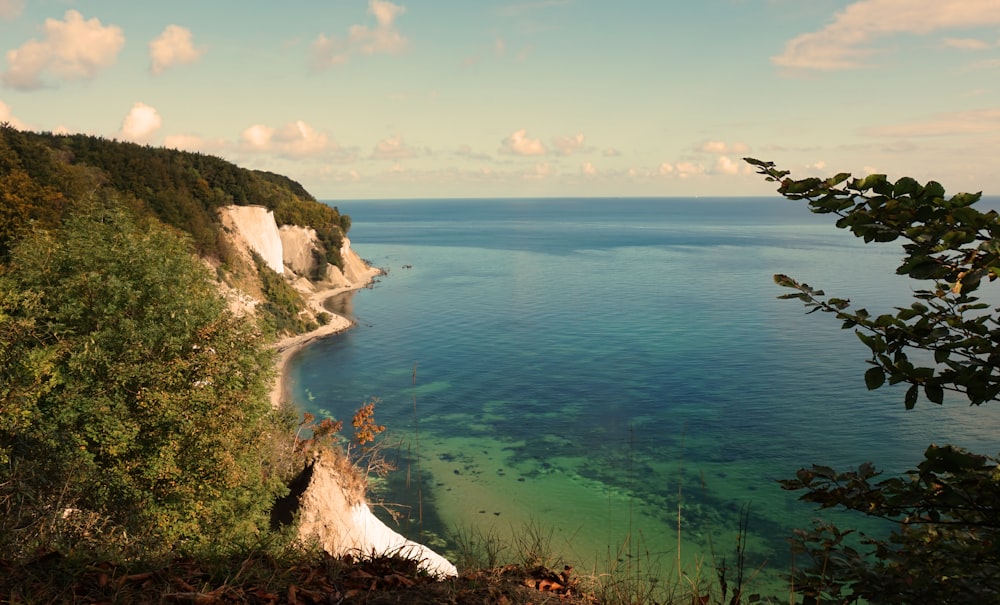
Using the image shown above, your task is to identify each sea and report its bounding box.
[285,196,1000,587]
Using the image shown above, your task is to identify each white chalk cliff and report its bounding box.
[282,451,457,578]
[220,205,284,274]
[221,205,455,577]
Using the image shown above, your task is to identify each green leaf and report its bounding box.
[855,173,887,192]
[826,172,852,188]
[925,382,944,405]
[856,331,887,354]
[904,384,919,410]
[783,177,822,195]
[864,367,885,390]
[923,180,946,200]
[893,176,919,197]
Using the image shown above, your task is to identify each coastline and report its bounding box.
[269,270,382,408]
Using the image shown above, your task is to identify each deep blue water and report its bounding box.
[288,197,1000,578]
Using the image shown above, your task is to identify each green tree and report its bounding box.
[0,200,285,556]
[746,158,1000,603]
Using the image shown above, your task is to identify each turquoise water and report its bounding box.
[287,197,1000,581]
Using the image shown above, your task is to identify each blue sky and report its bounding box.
[1,0,998,199]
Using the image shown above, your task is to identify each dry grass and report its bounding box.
[0,549,602,605]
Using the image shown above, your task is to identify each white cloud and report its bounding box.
[658,162,674,175]
[242,124,274,150]
[675,162,706,178]
[119,102,162,143]
[698,140,749,155]
[241,120,334,157]
[714,155,741,175]
[603,147,621,157]
[580,161,597,177]
[524,162,553,180]
[552,133,585,155]
[865,108,1000,137]
[773,0,1000,71]
[2,10,124,90]
[500,129,546,155]
[372,134,414,160]
[0,0,23,20]
[149,25,205,75]
[0,100,27,129]
[312,0,408,68]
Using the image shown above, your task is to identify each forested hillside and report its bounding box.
[0,125,350,266]
[0,126,373,575]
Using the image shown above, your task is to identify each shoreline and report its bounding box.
[269,270,382,408]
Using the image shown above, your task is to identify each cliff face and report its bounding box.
[219,205,284,274]
[217,206,457,576]
[217,204,380,325]
[278,224,319,277]
[281,451,457,578]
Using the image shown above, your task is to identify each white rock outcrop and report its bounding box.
[281,451,457,578]
[279,224,319,277]
[338,237,371,284]
[220,205,284,274]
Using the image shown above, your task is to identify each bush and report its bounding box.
[0,201,285,557]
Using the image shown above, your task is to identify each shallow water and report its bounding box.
[288,197,1000,587]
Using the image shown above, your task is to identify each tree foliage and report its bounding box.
[0,125,350,267]
[746,157,1000,409]
[747,158,1000,603]
[0,201,285,555]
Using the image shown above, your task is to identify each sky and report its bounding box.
[0,0,999,200]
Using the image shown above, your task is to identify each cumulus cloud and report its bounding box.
[2,10,124,90]
[675,162,706,178]
[603,147,621,157]
[580,161,597,177]
[312,0,408,68]
[0,0,23,20]
[149,25,205,74]
[714,155,742,175]
[372,134,415,160]
[119,102,162,143]
[500,129,546,155]
[773,0,1000,71]
[552,133,585,155]
[658,162,674,175]
[524,162,553,180]
[241,120,334,157]
[0,100,27,129]
[698,140,749,155]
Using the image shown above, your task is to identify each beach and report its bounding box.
[269,266,382,408]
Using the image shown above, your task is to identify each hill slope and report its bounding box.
[0,125,358,335]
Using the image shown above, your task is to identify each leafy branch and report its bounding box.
[747,158,1000,408]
